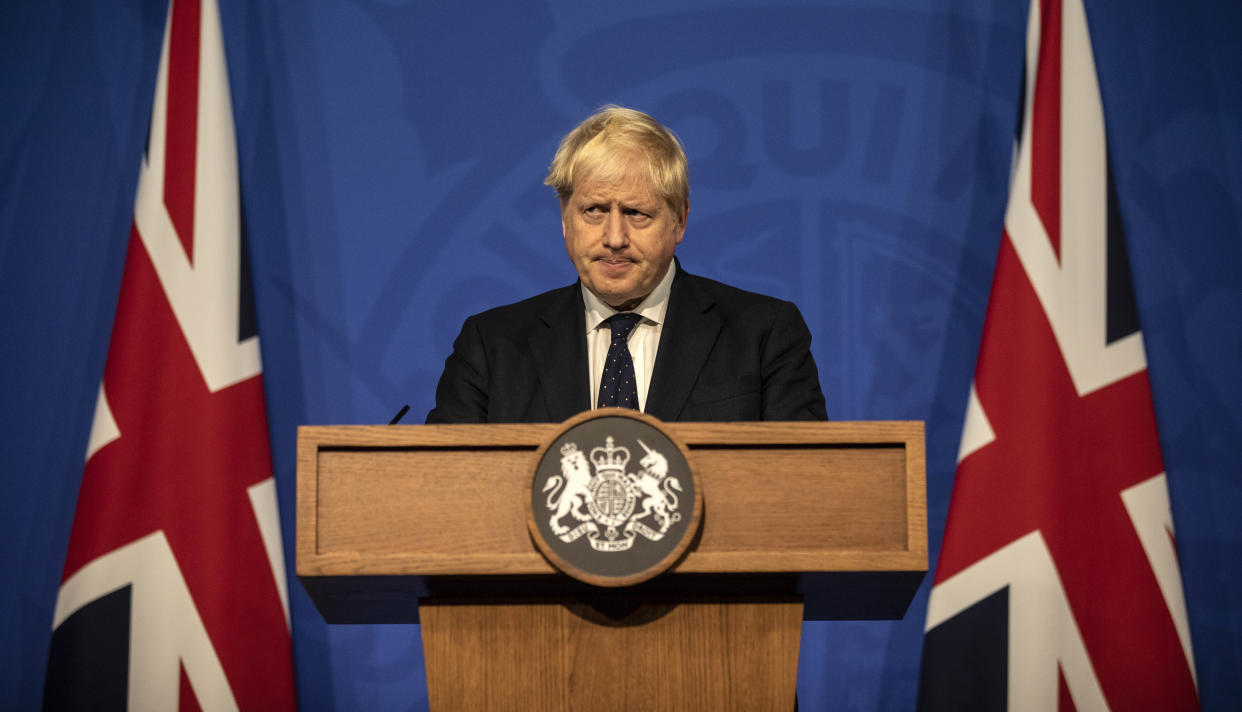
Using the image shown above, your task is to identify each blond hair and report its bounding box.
[545,105,688,218]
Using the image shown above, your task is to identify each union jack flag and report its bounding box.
[43,0,297,708]
[918,0,1199,709]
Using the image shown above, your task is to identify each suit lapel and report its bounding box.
[529,284,591,421]
[646,269,720,421]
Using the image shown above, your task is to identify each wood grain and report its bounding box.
[298,421,926,578]
[420,596,802,712]
[297,420,925,709]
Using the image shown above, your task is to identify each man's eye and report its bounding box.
[585,205,605,215]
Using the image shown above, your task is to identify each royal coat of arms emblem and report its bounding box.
[544,437,682,552]
[528,410,701,587]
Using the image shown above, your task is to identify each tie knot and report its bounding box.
[607,312,642,340]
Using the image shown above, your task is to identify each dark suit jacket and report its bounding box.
[425,266,827,423]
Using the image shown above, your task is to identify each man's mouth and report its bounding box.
[597,257,635,275]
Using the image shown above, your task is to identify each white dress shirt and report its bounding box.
[582,264,676,412]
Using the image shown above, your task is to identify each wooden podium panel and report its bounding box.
[297,421,926,710]
[299,421,925,583]
[420,595,801,712]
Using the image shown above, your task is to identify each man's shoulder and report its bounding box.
[462,281,579,331]
[675,269,791,314]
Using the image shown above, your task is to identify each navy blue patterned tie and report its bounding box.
[597,313,642,410]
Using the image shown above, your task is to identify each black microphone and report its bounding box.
[389,404,410,425]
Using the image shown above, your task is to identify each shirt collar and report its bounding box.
[581,260,676,330]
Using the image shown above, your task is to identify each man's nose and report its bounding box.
[601,210,628,249]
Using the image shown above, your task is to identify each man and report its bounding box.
[426,106,826,424]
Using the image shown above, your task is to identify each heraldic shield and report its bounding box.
[527,409,702,587]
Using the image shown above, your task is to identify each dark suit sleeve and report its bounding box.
[760,301,828,421]
[425,315,490,424]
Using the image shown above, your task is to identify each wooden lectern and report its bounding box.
[298,421,926,711]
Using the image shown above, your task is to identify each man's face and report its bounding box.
[562,169,686,311]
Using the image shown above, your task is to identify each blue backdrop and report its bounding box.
[3,0,1239,709]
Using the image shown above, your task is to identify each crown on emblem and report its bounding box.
[590,436,630,473]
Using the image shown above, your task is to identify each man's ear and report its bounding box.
[675,200,689,244]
